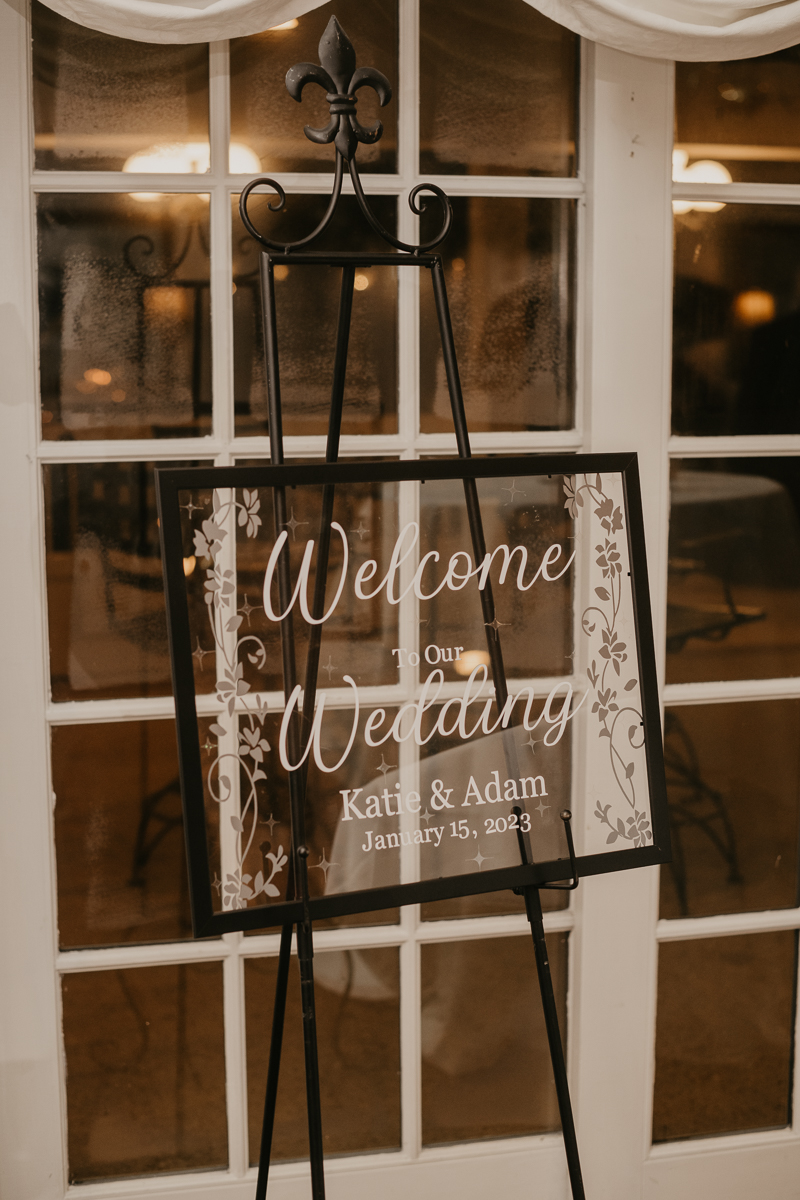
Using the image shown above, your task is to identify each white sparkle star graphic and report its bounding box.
[261,812,278,835]
[525,734,540,755]
[350,521,370,540]
[238,595,257,626]
[501,479,526,504]
[378,756,396,777]
[181,498,204,518]
[311,850,337,882]
[469,849,492,871]
[321,656,335,680]
[193,637,213,668]
[485,616,509,633]
[211,873,222,894]
[535,798,551,818]
[284,507,308,541]
[201,738,215,755]
[420,808,433,825]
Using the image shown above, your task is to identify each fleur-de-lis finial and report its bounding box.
[285,16,391,162]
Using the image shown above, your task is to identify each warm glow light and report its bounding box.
[274,264,290,281]
[229,142,263,174]
[354,273,370,291]
[183,555,197,577]
[734,289,776,327]
[452,257,466,274]
[112,389,126,403]
[122,139,260,200]
[270,18,299,29]
[454,649,491,677]
[672,149,732,215]
[84,368,111,386]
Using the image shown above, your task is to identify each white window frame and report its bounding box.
[4,2,800,1195]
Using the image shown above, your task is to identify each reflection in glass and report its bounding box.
[230,0,397,175]
[660,701,800,919]
[174,474,578,920]
[653,932,796,1140]
[420,0,577,177]
[44,461,213,702]
[38,193,211,440]
[676,51,800,187]
[245,949,400,1161]
[420,198,575,433]
[32,1,209,173]
[232,195,398,437]
[666,459,800,683]
[54,721,192,948]
[62,964,227,1181]
[673,204,800,436]
[421,934,567,1144]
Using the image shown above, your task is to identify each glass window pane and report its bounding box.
[62,963,227,1181]
[653,933,796,1141]
[419,0,577,177]
[38,193,211,441]
[44,460,213,702]
[230,0,397,175]
[53,720,196,948]
[661,701,800,919]
[420,197,575,434]
[421,934,567,1145]
[32,1,209,173]
[666,458,800,684]
[232,195,398,437]
[673,203,800,437]
[676,52,800,187]
[245,948,400,1161]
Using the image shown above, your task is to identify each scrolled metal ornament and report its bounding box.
[238,15,451,255]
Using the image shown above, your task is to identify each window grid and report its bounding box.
[662,175,800,1147]
[33,12,585,1187]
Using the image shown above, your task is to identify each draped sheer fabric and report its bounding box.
[29,0,800,57]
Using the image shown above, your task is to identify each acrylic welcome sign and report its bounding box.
[157,454,669,936]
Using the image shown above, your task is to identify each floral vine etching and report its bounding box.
[189,489,288,909]
[564,475,652,849]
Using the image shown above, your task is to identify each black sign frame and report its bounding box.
[157,451,670,939]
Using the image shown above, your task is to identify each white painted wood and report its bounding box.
[656,907,800,942]
[665,676,800,706]
[572,43,673,1200]
[0,2,66,1197]
[645,1133,800,1199]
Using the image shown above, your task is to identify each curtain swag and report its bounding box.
[27,0,800,64]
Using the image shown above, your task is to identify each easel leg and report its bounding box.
[255,922,293,1200]
[523,886,586,1200]
[296,907,326,1199]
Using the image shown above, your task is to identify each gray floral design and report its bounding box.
[565,474,652,849]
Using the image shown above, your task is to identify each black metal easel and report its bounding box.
[239,18,586,1199]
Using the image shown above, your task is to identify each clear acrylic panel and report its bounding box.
[420,0,577,177]
[673,203,800,436]
[660,701,800,919]
[666,458,800,684]
[675,51,800,187]
[62,963,227,1181]
[38,193,211,441]
[420,198,575,434]
[232,195,398,438]
[653,932,796,1140]
[53,720,197,949]
[230,0,397,175]
[44,461,213,702]
[32,0,209,172]
[245,948,400,1161]
[164,464,662,924]
[421,933,567,1144]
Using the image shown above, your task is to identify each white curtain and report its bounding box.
[30,0,800,61]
